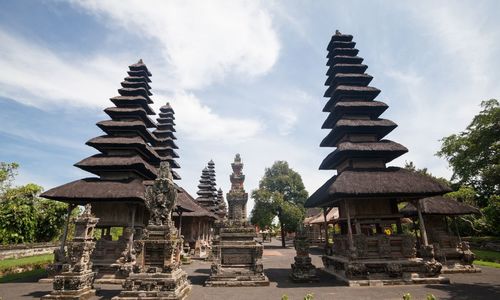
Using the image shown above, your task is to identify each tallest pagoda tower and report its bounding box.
[305,31,451,286]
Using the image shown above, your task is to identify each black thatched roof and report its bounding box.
[41,178,147,204]
[104,107,156,128]
[324,73,374,97]
[305,167,452,208]
[97,120,159,145]
[86,136,161,163]
[322,101,389,128]
[153,102,181,179]
[323,85,381,111]
[118,87,153,103]
[120,80,152,92]
[75,154,158,179]
[319,140,408,169]
[320,118,397,147]
[400,196,481,216]
[174,187,217,218]
[109,96,155,113]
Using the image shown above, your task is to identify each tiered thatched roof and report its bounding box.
[42,60,162,204]
[195,166,219,215]
[152,103,181,180]
[305,32,451,208]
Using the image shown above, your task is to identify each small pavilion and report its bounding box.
[401,196,481,273]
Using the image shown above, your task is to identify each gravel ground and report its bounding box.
[1,239,499,300]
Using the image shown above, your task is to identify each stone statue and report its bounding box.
[113,162,191,300]
[145,162,177,226]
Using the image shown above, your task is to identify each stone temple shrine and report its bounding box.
[205,154,269,287]
[305,31,453,286]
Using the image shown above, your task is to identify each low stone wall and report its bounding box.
[463,237,500,252]
[0,242,59,260]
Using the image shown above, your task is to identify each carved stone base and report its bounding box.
[205,267,270,287]
[290,256,319,282]
[441,261,481,274]
[41,288,95,300]
[112,268,191,300]
[41,271,96,300]
[322,255,450,287]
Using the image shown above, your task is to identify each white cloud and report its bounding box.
[72,0,280,89]
[160,90,263,142]
[0,29,124,109]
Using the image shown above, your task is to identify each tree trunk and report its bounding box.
[279,215,286,248]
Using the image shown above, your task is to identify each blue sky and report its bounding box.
[1,0,499,212]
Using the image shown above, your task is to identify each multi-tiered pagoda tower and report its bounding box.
[196,167,219,215]
[42,60,200,283]
[206,154,269,287]
[305,32,452,286]
[153,102,181,180]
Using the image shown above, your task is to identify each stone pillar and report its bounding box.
[290,227,318,282]
[42,204,99,300]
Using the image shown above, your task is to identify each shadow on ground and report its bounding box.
[425,282,500,300]
[265,268,345,288]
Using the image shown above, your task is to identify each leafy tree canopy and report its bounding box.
[0,162,69,244]
[437,99,500,206]
[250,161,308,247]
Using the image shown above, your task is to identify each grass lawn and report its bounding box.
[0,268,47,283]
[0,253,54,271]
[473,248,500,268]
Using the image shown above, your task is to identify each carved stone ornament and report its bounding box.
[145,162,177,226]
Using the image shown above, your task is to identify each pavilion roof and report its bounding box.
[306,167,452,208]
[75,154,158,179]
[41,178,147,204]
[400,196,481,216]
[174,187,217,218]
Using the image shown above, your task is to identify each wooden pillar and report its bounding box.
[60,204,76,252]
[415,200,429,246]
[128,204,136,253]
[322,207,328,248]
[345,200,354,248]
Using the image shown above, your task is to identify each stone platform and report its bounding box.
[322,255,450,287]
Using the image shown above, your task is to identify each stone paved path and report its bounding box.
[1,239,499,300]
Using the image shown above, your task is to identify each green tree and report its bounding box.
[0,162,70,244]
[0,183,42,244]
[437,99,499,206]
[250,161,308,248]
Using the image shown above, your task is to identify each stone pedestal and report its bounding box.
[113,225,191,300]
[42,205,99,300]
[206,221,269,287]
[290,230,318,282]
[113,162,191,299]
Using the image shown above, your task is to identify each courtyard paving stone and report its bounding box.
[1,239,499,300]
